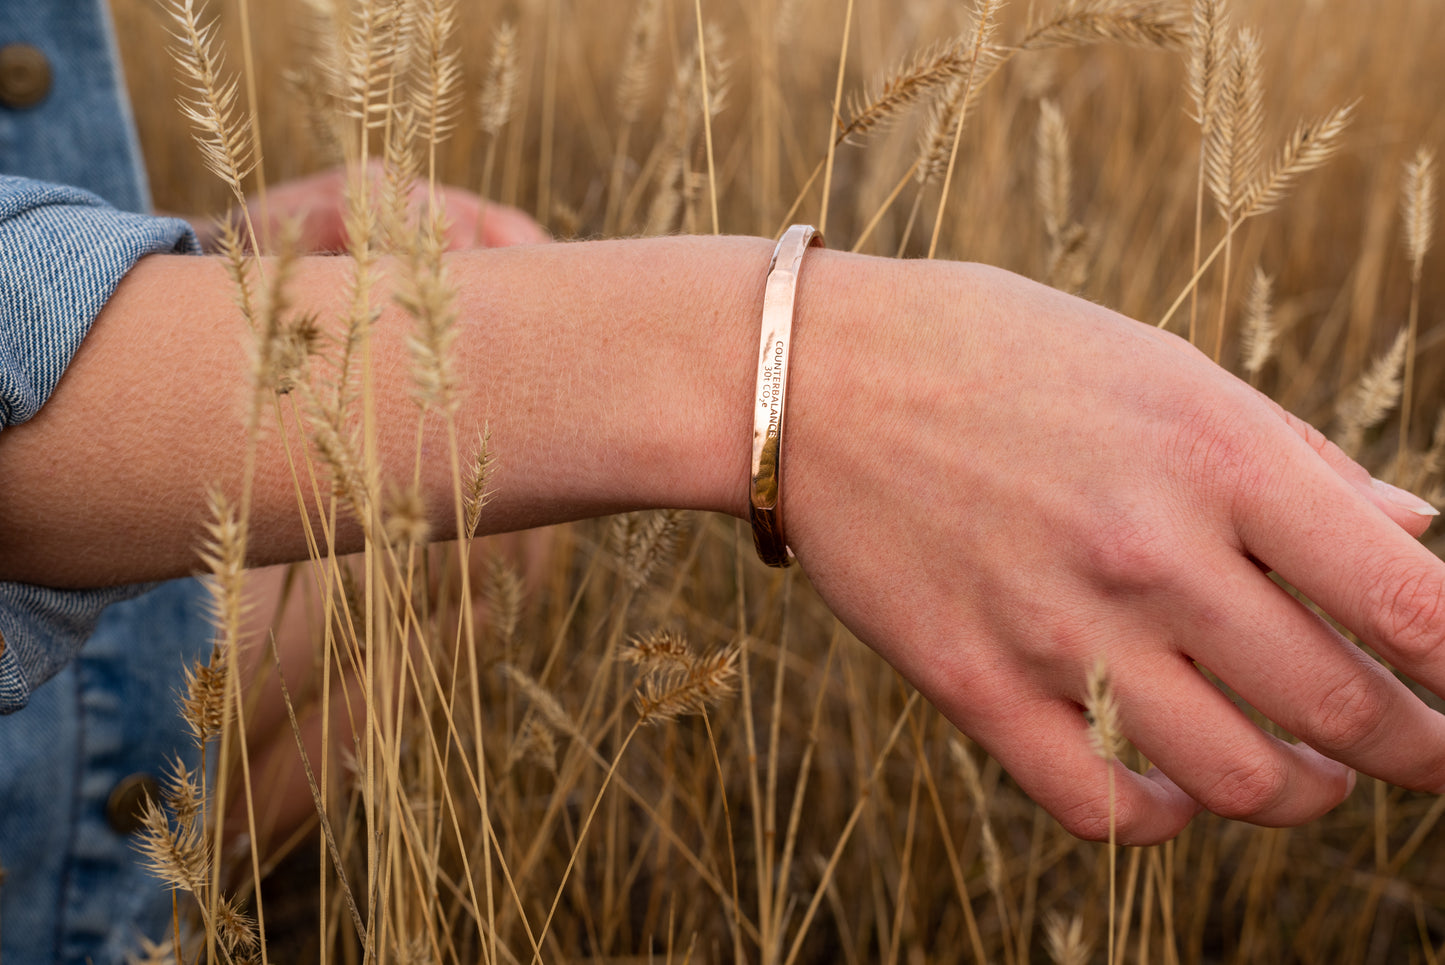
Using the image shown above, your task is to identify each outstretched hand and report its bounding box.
[784,255,1445,844]
[10,223,1440,846]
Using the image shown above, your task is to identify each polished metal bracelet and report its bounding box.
[750,224,825,567]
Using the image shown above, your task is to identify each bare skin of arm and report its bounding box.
[4,236,1445,845]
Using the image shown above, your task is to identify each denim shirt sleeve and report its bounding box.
[0,174,199,713]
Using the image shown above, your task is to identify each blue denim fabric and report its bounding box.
[0,0,152,214]
[0,581,213,965]
[0,1,216,961]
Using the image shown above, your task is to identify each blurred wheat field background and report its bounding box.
[102,0,1445,962]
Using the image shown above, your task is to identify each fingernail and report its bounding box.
[1371,477,1440,517]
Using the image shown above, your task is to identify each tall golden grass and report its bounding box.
[108,0,1445,961]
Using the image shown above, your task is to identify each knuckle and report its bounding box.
[1166,400,1284,523]
[1281,409,1334,460]
[1360,565,1445,662]
[1316,434,1354,472]
[1082,514,1179,596]
[1024,615,1113,670]
[1054,782,1143,842]
[1169,402,1259,486]
[1310,672,1392,751]
[1202,753,1290,820]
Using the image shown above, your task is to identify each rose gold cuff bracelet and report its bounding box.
[749,224,825,567]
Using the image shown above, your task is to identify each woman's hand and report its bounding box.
[783,255,1445,845]
[10,231,1444,848]
[190,164,550,252]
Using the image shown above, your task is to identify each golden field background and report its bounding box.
[103,0,1445,962]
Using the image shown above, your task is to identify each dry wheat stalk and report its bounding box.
[180,660,227,749]
[1241,265,1276,379]
[949,0,1188,125]
[161,756,205,832]
[462,427,497,539]
[605,0,661,233]
[1238,102,1355,219]
[913,1,1003,181]
[1038,99,1072,242]
[700,20,732,121]
[214,211,258,322]
[846,40,975,145]
[479,20,521,138]
[1206,28,1264,220]
[1398,146,1437,469]
[499,663,581,740]
[915,75,967,187]
[646,18,731,234]
[214,895,260,956]
[164,0,257,206]
[125,937,178,965]
[397,205,461,412]
[925,0,1001,260]
[135,797,211,896]
[623,628,693,671]
[950,738,1006,907]
[303,391,371,518]
[134,775,258,960]
[615,0,661,127]
[1186,0,1230,346]
[252,225,308,396]
[1188,0,1229,136]
[197,486,247,671]
[410,0,462,149]
[1086,659,1123,762]
[1036,98,1091,292]
[1085,656,1122,965]
[334,0,403,132]
[331,180,382,416]
[379,104,422,252]
[507,716,559,774]
[776,0,803,45]
[634,646,740,723]
[292,0,350,150]
[1157,99,1356,333]
[1045,911,1093,965]
[382,481,431,548]
[612,509,685,591]
[1423,408,1445,480]
[644,47,704,235]
[1337,327,1408,457]
[482,555,524,646]
[179,484,247,752]
[476,17,519,243]
[1404,147,1438,277]
[826,0,1180,252]
[1022,0,1189,52]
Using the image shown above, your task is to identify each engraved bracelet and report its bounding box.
[750,224,825,567]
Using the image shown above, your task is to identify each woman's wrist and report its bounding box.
[447,234,780,528]
[0,235,795,584]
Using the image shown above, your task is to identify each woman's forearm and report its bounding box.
[0,235,801,586]
[18,231,1445,844]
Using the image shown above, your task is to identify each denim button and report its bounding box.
[0,44,51,110]
[105,773,160,835]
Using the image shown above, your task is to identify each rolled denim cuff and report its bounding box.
[0,175,200,712]
[0,582,159,714]
[0,175,200,427]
